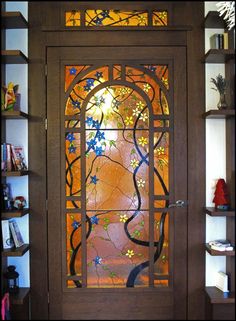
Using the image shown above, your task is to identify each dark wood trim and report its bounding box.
[1,110,29,119]
[28,2,49,319]
[202,109,235,119]
[29,2,205,320]
[204,207,235,217]
[206,286,235,304]
[2,244,29,257]
[1,171,29,176]
[205,243,235,256]
[1,11,28,29]
[203,11,226,29]
[1,208,29,219]
[203,49,235,63]
[1,50,28,64]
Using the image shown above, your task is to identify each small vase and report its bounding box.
[217,93,227,110]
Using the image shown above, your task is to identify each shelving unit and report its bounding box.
[203,9,235,321]
[1,4,30,320]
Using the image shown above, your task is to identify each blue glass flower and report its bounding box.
[90,215,99,225]
[72,100,81,109]
[69,67,77,75]
[94,17,103,26]
[72,221,80,229]
[101,10,110,18]
[97,131,105,141]
[90,175,99,184]
[92,120,101,129]
[148,65,156,72]
[85,116,94,126]
[84,84,91,92]
[95,146,103,156]
[68,145,76,154]
[66,133,75,143]
[95,71,103,79]
[113,100,120,109]
[87,139,96,149]
[93,255,102,266]
[86,78,95,87]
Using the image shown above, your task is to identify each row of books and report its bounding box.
[1,219,25,249]
[209,239,234,252]
[1,143,27,172]
[210,33,228,50]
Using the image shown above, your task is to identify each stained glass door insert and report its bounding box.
[65,64,170,288]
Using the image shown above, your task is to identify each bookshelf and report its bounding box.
[1,4,30,320]
[204,9,235,320]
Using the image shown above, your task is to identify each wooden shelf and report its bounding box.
[205,243,235,256]
[1,110,28,119]
[203,49,235,63]
[204,207,235,217]
[1,170,29,176]
[1,11,28,29]
[1,50,28,64]
[1,208,29,219]
[203,11,226,29]
[206,287,235,304]
[9,287,30,305]
[2,244,29,257]
[202,109,235,119]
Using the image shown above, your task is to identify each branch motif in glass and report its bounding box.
[152,11,168,26]
[66,133,81,197]
[65,10,81,26]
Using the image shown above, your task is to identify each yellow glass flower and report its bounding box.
[138,15,147,25]
[124,116,133,126]
[137,179,145,188]
[132,107,140,117]
[120,214,128,223]
[138,137,148,147]
[159,11,167,20]
[162,77,169,88]
[125,249,134,258]
[140,113,148,122]
[136,101,145,109]
[157,147,165,155]
[118,87,131,96]
[130,159,139,169]
[143,83,151,93]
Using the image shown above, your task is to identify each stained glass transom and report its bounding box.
[65,10,168,27]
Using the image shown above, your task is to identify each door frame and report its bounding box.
[29,2,205,319]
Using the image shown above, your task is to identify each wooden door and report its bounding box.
[47,46,187,320]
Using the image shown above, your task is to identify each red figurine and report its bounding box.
[213,178,230,210]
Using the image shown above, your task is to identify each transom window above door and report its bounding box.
[65,10,168,27]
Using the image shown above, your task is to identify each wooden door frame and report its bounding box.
[29,2,205,320]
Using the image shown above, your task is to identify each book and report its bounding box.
[1,143,7,171]
[209,33,224,49]
[11,145,27,171]
[1,220,14,249]
[6,144,12,171]
[209,239,234,252]
[223,32,228,49]
[1,183,13,210]
[9,219,24,248]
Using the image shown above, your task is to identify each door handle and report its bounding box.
[168,200,186,208]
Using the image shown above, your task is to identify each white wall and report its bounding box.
[205,1,227,287]
[5,1,29,288]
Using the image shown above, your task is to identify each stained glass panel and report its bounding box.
[154,132,169,196]
[66,133,81,197]
[66,200,81,210]
[125,66,169,115]
[85,85,149,129]
[87,210,149,287]
[86,129,149,211]
[85,10,148,27]
[154,212,169,287]
[152,11,168,26]
[67,213,82,286]
[65,10,168,27]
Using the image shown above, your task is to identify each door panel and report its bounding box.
[47,46,187,320]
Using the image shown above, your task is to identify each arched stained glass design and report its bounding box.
[65,63,170,288]
[65,10,168,27]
